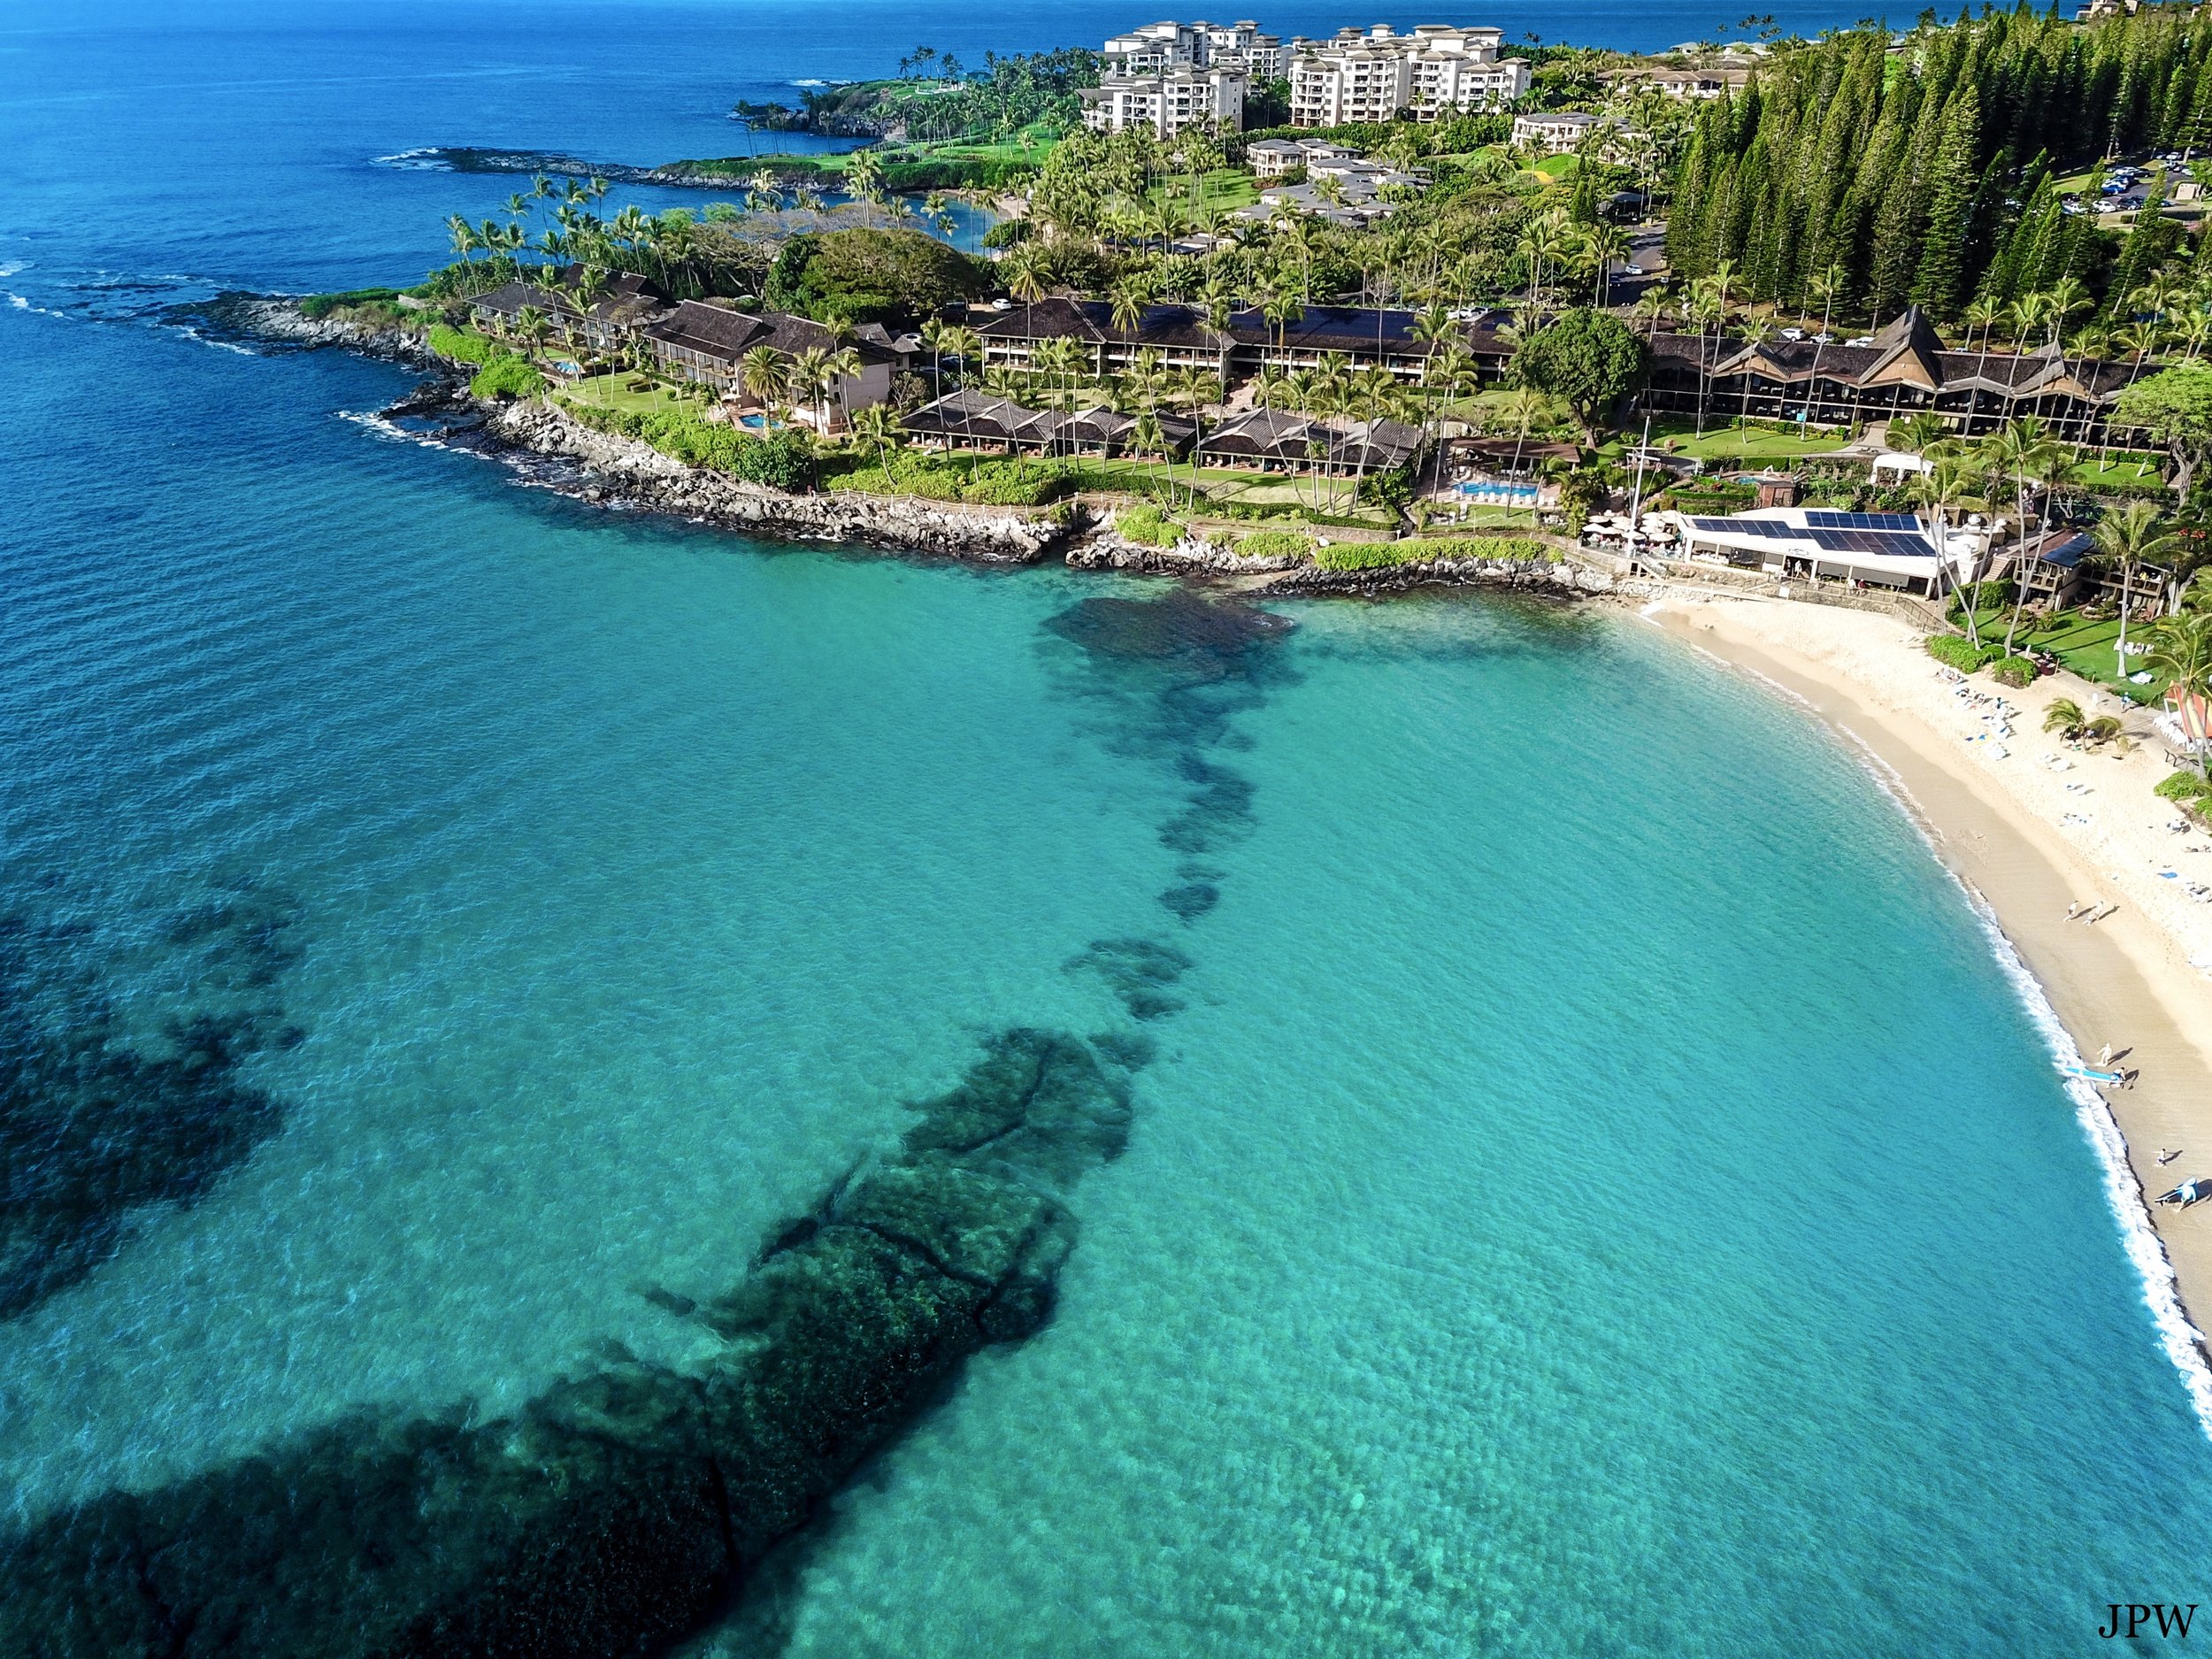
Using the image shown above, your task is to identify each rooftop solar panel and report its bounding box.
[1805,528,1934,557]
[1802,511,1923,531]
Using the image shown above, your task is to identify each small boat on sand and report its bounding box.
[2156,1179,2209,1209]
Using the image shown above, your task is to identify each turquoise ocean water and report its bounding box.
[5,4,2212,1652]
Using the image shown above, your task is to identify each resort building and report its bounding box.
[1241,152,1425,225]
[640,300,902,429]
[1080,64,1247,135]
[1103,19,1283,76]
[963,296,1513,381]
[1608,65,1747,99]
[1642,305,2134,442]
[1511,111,1617,153]
[472,266,671,353]
[1246,136,1359,176]
[1286,25,1531,127]
[1665,506,1982,595]
[901,388,1198,456]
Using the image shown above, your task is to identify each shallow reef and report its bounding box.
[0,888,304,1323]
[0,1027,1136,1659]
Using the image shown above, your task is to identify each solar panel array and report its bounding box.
[1682,516,1935,560]
[1801,511,1924,531]
[1805,527,1933,558]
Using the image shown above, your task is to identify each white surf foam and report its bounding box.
[1683,635,2212,1439]
[1829,711,2212,1440]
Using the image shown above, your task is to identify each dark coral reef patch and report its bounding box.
[0,887,304,1323]
[0,1028,1136,1659]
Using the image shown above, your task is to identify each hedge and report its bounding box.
[427,323,495,365]
[1926,634,2002,672]
[2155,770,2212,803]
[1232,530,1317,561]
[470,357,546,399]
[1946,579,2015,618]
[1115,504,1184,548]
[826,451,1073,506]
[1991,656,2039,687]
[1312,534,1555,572]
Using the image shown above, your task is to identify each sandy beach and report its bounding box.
[1640,588,2212,1409]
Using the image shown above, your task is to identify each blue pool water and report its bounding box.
[4,3,2210,1653]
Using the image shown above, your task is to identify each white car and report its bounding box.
[1844,334,1874,347]
[1621,263,1645,276]
[1778,326,1803,340]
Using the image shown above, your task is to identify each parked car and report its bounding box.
[1621,263,1646,276]
[1778,326,1803,340]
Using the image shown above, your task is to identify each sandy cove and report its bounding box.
[1644,590,2212,1396]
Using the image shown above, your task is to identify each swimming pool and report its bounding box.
[1456,481,1539,505]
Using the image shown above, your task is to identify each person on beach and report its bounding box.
[2067,902,2084,920]
[2100,1044,2114,1065]
[2160,1148,2181,1165]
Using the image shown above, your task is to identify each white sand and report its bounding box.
[1642,589,2212,1371]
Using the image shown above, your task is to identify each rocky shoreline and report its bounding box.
[246,300,1628,599]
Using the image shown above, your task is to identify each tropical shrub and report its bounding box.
[301,287,401,321]
[1311,535,1553,572]
[1233,530,1317,561]
[563,402,816,488]
[1991,656,2039,687]
[427,324,495,365]
[1926,634,2001,672]
[826,451,1071,505]
[1946,579,2015,619]
[1115,504,1184,548]
[2155,770,2212,804]
[470,356,546,399]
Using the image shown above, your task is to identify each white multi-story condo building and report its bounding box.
[1286,24,1530,126]
[1080,64,1248,136]
[1102,19,1283,79]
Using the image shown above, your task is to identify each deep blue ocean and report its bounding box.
[4,3,2211,1654]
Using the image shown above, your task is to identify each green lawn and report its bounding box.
[555,373,699,419]
[2015,611,2170,702]
[1148,168,1259,213]
[2069,451,2165,488]
[1061,452,1396,525]
[1643,416,1859,463]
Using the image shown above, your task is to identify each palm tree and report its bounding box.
[1981,416,2071,657]
[2043,697,2088,738]
[741,345,788,417]
[2091,500,2185,679]
[1911,455,1991,645]
[824,345,864,430]
[787,346,834,435]
[1492,386,1550,518]
[1129,407,1171,499]
[1890,411,1949,455]
[2145,613,2212,778]
[852,403,903,488]
[1002,243,1049,347]
[1634,287,1671,341]
[514,304,550,360]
